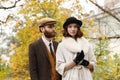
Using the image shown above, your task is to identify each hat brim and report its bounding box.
[63,20,82,28]
[45,21,56,25]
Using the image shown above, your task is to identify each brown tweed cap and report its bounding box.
[38,18,56,27]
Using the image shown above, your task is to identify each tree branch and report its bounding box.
[40,4,51,17]
[52,7,57,17]
[0,0,21,9]
[89,0,120,23]
[87,35,120,40]
[0,15,10,24]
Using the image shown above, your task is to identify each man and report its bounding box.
[29,18,61,80]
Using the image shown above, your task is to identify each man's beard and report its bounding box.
[44,30,56,38]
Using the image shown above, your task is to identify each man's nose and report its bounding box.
[52,27,55,30]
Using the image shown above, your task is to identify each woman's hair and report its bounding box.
[63,24,83,39]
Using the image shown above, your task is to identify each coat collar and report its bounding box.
[61,37,89,53]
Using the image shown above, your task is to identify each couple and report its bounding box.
[28,17,96,80]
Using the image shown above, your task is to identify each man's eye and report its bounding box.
[48,25,54,28]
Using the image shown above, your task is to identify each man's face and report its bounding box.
[41,24,56,38]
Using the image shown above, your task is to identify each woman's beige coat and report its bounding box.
[56,37,96,80]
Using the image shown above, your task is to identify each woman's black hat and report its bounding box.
[63,17,82,28]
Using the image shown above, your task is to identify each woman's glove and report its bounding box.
[80,59,89,66]
[73,50,85,65]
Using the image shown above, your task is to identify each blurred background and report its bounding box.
[0,0,120,80]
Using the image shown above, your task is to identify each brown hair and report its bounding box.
[63,25,83,39]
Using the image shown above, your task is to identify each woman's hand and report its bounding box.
[73,50,85,64]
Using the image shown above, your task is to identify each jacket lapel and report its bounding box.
[38,38,50,63]
[53,41,58,53]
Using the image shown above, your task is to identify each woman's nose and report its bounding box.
[71,27,75,30]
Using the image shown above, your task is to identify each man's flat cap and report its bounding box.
[38,18,56,27]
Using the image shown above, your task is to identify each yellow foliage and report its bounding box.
[97,34,106,40]
[91,27,98,32]
[9,26,41,79]
[83,19,95,27]
[11,44,16,49]
[81,28,88,37]
[57,0,63,5]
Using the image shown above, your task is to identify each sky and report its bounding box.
[61,0,104,14]
[80,0,104,13]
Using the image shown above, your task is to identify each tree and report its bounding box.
[9,0,72,79]
[89,0,120,23]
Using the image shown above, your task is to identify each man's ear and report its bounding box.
[40,27,44,32]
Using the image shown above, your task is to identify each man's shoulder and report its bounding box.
[29,38,42,46]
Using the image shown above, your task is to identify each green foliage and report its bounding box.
[95,40,110,58]
[93,40,120,80]
[0,58,11,80]
[0,68,10,80]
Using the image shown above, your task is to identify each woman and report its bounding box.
[56,17,96,80]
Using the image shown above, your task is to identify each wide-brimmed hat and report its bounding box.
[38,18,56,27]
[63,17,82,28]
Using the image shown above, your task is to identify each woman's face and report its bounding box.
[67,23,78,38]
